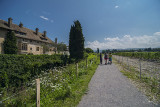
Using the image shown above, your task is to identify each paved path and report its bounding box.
[78,63,157,107]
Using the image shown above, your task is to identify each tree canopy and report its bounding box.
[57,42,67,52]
[3,31,17,54]
[69,20,85,61]
[85,48,94,53]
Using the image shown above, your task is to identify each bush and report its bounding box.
[0,54,68,89]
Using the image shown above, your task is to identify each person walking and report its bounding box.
[104,53,108,65]
[109,53,112,64]
[100,53,102,64]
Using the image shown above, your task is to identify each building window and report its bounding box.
[30,48,32,50]
[22,43,28,50]
[36,47,39,51]
[15,31,26,36]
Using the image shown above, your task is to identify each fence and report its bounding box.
[113,55,160,103]
[38,57,96,107]
[0,57,97,107]
[0,80,37,107]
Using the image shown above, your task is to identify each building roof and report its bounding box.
[0,19,54,44]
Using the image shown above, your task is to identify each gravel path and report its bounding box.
[78,63,157,107]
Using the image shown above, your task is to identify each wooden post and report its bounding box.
[158,78,160,93]
[127,58,129,70]
[76,63,78,78]
[139,60,141,80]
[121,56,123,65]
[36,79,40,107]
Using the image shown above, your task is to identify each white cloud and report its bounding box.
[115,6,119,8]
[154,32,160,35]
[40,16,49,21]
[86,32,160,50]
[104,37,119,41]
[40,16,54,23]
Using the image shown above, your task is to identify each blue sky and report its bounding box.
[0,0,160,49]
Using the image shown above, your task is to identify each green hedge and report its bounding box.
[0,54,68,88]
[114,52,160,60]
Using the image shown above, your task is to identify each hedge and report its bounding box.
[0,54,68,88]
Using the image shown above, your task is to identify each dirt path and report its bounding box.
[78,62,157,107]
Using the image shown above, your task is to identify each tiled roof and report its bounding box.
[0,19,54,44]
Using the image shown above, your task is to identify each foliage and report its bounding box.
[3,31,17,54]
[57,42,67,52]
[42,44,49,54]
[0,54,68,89]
[85,48,94,53]
[0,54,99,107]
[114,52,160,60]
[97,48,99,53]
[40,54,99,106]
[69,20,85,62]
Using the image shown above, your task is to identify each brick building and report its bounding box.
[0,17,57,55]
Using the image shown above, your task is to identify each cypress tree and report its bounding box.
[97,48,99,53]
[3,31,17,54]
[69,20,85,61]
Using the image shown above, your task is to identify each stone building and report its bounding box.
[0,17,57,55]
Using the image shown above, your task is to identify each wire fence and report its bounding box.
[0,56,98,107]
[0,81,36,107]
[39,58,96,107]
[113,55,160,103]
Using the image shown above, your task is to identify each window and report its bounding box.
[15,31,26,36]
[30,48,32,50]
[40,37,47,41]
[36,47,39,51]
[21,43,28,50]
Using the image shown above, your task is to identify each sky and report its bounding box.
[0,0,160,50]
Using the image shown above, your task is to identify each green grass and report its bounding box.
[40,57,99,107]
[0,54,100,107]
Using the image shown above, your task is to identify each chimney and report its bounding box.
[8,17,12,27]
[19,22,23,28]
[43,31,46,37]
[55,37,57,44]
[35,28,39,35]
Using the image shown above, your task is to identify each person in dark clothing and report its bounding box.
[100,53,102,64]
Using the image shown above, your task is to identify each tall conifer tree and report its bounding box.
[69,20,85,61]
[3,31,17,54]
